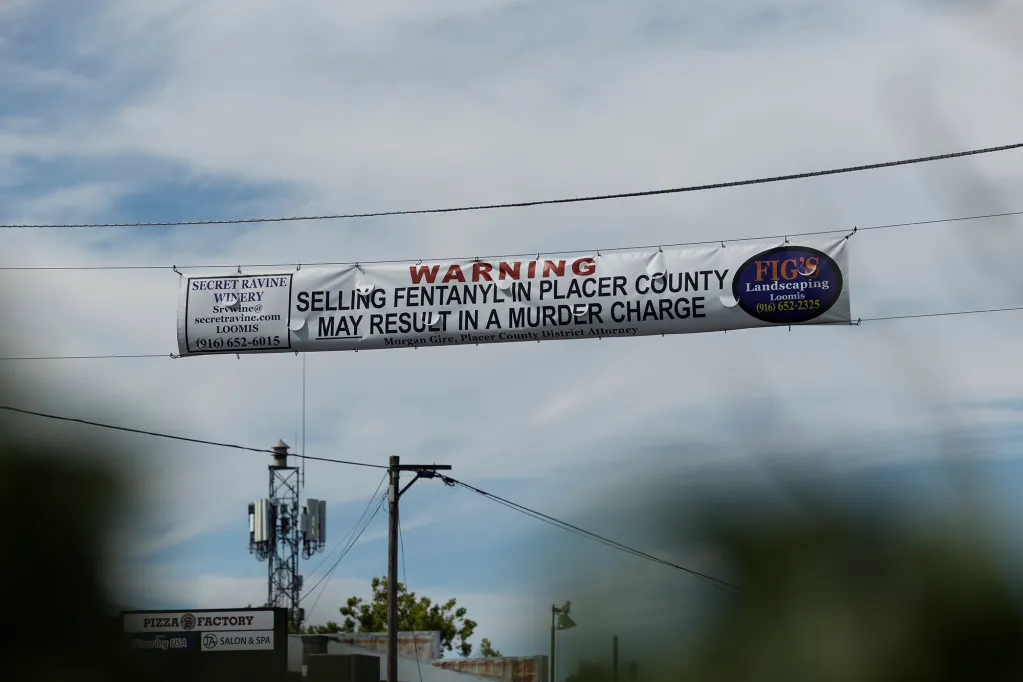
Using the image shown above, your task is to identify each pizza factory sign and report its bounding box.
[122,610,275,652]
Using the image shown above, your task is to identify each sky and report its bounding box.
[1,0,1023,661]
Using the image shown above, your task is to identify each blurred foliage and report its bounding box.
[0,360,289,682]
[558,484,1023,682]
[479,637,502,657]
[301,620,343,634]
[565,658,639,682]
[566,660,610,682]
[672,509,1023,681]
[0,436,126,681]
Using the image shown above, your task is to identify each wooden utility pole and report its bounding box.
[387,456,452,682]
[550,608,557,682]
[613,635,619,682]
[387,456,399,682]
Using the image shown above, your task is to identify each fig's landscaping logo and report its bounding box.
[732,245,844,324]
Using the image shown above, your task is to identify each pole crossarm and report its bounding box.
[395,465,452,499]
[387,457,452,682]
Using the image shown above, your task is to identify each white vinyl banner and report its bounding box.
[176,238,850,357]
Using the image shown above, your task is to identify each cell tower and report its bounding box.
[248,440,326,630]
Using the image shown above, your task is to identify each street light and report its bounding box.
[550,601,577,682]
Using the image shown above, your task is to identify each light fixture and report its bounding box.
[550,601,578,682]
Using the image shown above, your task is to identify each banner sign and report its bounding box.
[176,238,850,357]
[123,610,275,633]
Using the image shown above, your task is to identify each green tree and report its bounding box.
[337,576,484,658]
[479,637,502,657]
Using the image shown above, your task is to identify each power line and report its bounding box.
[0,405,388,469]
[304,493,385,606]
[0,353,173,360]
[305,473,388,583]
[398,519,425,682]
[1,376,742,605]
[302,493,386,615]
[302,499,377,609]
[855,305,1023,322]
[2,143,1020,229]
[438,474,742,595]
[301,353,307,488]
[1,303,1021,362]
[1,207,1019,272]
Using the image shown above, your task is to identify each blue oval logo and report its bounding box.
[732,246,842,324]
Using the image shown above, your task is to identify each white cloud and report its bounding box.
[1,183,123,225]
[2,0,1023,646]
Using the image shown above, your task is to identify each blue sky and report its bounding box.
[2,0,1023,660]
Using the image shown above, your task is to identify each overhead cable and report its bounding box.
[1,303,1021,362]
[0,400,740,594]
[0,353,173,360]
[438,474,742,595]
[1,208,1019,273]
[398,519,426,682]
[1,143,1019,229]
[855,306,1023,323]
[301,493,387,613]
[0,405,388,469]
[305,472,388,583]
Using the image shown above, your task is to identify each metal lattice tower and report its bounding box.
[248,440,325,631]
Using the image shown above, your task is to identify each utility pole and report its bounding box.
[387,456,399,682]
[387,455,452,682]
[549,613,556,682]
[612,635,619,682]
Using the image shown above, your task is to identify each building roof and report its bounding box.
[288,634,493,682]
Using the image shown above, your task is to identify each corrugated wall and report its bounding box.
[294,632,441,663]
[334,632,441,662]
[432,655,547,682]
